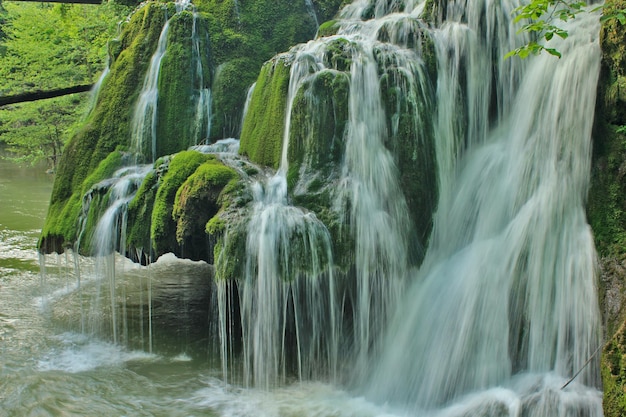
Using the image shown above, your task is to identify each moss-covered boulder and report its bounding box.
[239,54,292,168]
[173,158,238,261]
[150,150,212,257]
[156,10,213,156]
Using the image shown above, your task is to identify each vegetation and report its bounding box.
[173,158,237,260]
[0,1,131,169]
[507,0,626,58]
[239,55,292,168]
[150,150,211,257]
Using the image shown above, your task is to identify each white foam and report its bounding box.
[185,380,405,417]
[38,333,158,373]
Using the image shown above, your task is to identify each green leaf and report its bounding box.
[544,47,562,58]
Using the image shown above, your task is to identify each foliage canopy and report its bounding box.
[0,1,130,168]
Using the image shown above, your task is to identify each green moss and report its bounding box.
[419,0,444,23]
[323,37,354,72]
[156,11,213,156]
[213,220,247,280]
[206,175,253,278]
[41,150,128,253]
[311,0,344,22]
[592,3,626,413]
[126,168,159,256]
[210,58,261,139]
[376,45,437,253]
[316,20,340,38]
[603,325,626,416]
[198,0,320,141]
[151,150,212,257]
[287,69,349,191]
[239,55,292,168]
[172,159,237,260]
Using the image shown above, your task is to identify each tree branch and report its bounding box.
[0,84,94,107]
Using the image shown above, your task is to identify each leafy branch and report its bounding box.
[506,0,626,59]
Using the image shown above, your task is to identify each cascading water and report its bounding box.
[85,165,153,344]
[359,1,603,416]
[217,0,604,414]
[131,0,211,162]
[191,8,212,145]
[305,0,319,28]
[217,54,340,388]
[85,64,110,118]
[131,18,171,162]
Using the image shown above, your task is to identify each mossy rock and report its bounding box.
[375,44,437,254]
[210,58,260,139]
[317,20,340,38]
[419,0,444,24]
[593,2,626,414]
[311,0,344,23]
[172,159,238,261]
[198,0,321,140]
[603,322,626,416]
[126,167,160,261]
[287,69,349,191]
[239,54,293,168]
[210,177,254,279]
[150,150,212,258]
[156,10,213,158]
[323,37,355,72]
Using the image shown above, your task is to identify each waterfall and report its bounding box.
[305,0,319,28]
[131,19,171,163]
[85,64,110,118]
[41,0,606,414]
[219,53,339,388]
[131,0,210,161]
[86,165,152,344]
[361,1,603,415]
[191,10,212,145]
[222,0,603,413]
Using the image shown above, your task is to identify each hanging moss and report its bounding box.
[172,159,238,261]
[211,58,260,138]
[150,150,212,257]
[239,55,292,168]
